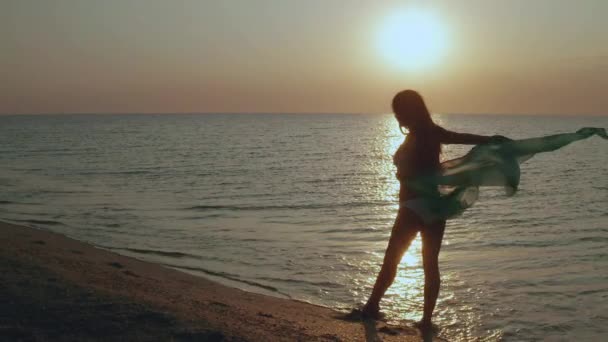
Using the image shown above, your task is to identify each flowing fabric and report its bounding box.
[408,127,607,222]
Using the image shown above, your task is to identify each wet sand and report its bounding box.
[0,221,439,341]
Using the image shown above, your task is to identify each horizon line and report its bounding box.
[1,111,606,117]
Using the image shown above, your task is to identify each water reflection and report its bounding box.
[374,114,478,339]
[374,114,469,330]
[380,116,403,210]
[400,234,422,267]
[376,117,427,322]
[390,234,425,321]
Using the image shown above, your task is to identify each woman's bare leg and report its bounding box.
[419,220,446,325]
[363,208,420,316]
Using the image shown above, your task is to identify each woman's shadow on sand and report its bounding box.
[336,311,439,342]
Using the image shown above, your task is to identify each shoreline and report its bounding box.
[0,221,435,341]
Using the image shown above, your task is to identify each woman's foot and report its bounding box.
[361,303,380,319]
[345,303,383,321]
[360,303,382,320]
[414,319,438,332]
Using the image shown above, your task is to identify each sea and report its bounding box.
[0,113,606,341]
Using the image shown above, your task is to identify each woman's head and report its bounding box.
[392,89,433,133]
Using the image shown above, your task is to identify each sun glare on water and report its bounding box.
[377,8,448,71]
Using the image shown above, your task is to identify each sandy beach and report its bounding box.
[0,221,436,341]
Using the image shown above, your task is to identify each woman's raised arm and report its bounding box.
[436,126,493,145]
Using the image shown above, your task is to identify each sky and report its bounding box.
[2,0,607,115]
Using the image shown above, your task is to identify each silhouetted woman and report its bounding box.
[362,90,508,329]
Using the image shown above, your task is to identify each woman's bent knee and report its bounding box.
[423,262,441,282]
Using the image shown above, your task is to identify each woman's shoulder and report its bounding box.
[432,124,448,135]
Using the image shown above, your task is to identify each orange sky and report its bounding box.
[2,0,607,115]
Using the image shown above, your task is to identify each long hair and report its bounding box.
[392,90,441,167]
[392,90,434,133]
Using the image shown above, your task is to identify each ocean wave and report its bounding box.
[38,190,94,194]
[0,200,42,206]
[578,288,608,296]
[255,276,342,289]
[163,263,289,297]
[185,201,392,211]
[10,168,45,172]
[115,247,198,259]
[577,236,608,243]
[106,247,271,268]
[77,170,153,176]
[479,240,561,248]
[319,227,378,234]
[179,214,225,219]
[14,219,64,226]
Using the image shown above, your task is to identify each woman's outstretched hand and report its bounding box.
[576,127,608,139]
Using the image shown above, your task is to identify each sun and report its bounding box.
[377,9,448,71]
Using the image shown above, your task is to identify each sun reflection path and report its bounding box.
[374,115,455,322]
[371,115,476,336]
[387,233,426,321]
[376,117,428,321]
[381,117,403,204]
